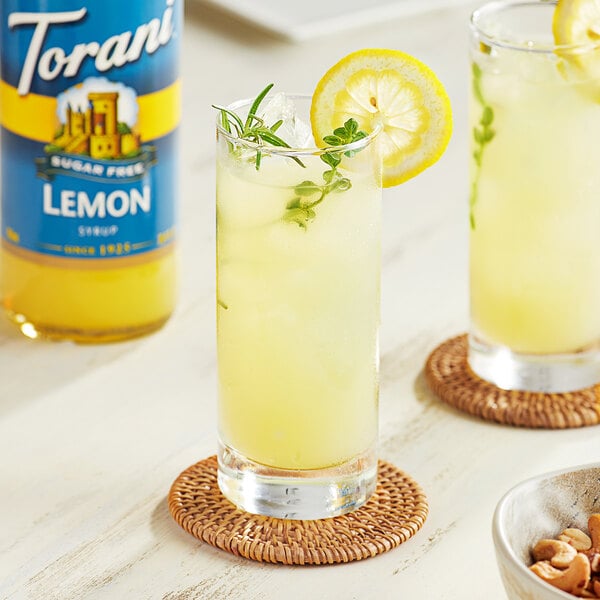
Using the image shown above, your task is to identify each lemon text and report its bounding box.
[43,183,151,218]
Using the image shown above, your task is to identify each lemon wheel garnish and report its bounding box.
[553,0,600,73]
[310,48,452,187]
[553,0,600,47]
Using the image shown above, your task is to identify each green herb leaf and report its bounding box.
[480,106,494,127]
[213,105,245,136]
[322,169,335,183]
[345,119,358,136]
[220,110,231,134]
[295,181,321,196]
[483,128,495,143]
[472,63,485,106]
[257,129,291,148]
[320,152,341,168]
[330,177,352,193]
[283,207,313,229]
[470,64,496,230]
[271,119,283,133]
[245,83,274,129]
[323,135,342,146]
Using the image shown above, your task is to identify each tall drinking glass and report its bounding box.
[468,0,600,392]
[216,95,382,519]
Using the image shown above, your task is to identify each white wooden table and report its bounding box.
[3,3,598,599]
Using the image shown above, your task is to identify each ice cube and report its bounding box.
[259,93,314,149]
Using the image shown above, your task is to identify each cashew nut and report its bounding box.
[594,579,600,597]
[559,528,593,552]
[589,553,600,574]
[589,515,600,550]
[529,553,591,595]
[533,538,578,568]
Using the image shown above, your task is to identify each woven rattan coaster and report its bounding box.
[168,455,428,565]
[425,334,600,428]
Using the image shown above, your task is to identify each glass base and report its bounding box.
[217,441,377,520]
[468,334,600,393]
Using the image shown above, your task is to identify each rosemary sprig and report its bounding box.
[470,62,495,230]
[213,83,304,169]
[283,118,367,230]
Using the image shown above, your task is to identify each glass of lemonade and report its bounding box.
[468,0,600,392]
[216,94,382,519]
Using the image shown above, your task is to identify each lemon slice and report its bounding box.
[553,0,600,74]
[311,48,452,187]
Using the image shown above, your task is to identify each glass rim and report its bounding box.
[470,0,600,54]
[215,93,381,157]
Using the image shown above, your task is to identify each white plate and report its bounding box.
[197,0,473,41]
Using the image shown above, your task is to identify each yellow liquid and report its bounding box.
[470,52,600,354]
[217,149,380,470]
[1,248,176,342]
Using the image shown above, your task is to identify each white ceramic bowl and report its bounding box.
[493,463,600,600]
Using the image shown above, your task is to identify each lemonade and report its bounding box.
[469,0,600,390]
[214,50,451,518]
[217,125,381,471]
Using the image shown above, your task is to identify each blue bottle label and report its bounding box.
[0,0,180,264]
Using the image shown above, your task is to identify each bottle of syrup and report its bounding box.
[0,0,181,342]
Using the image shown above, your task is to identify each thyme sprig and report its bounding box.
[213,83,304,169]
[283,119,367,230]
[470,62,495,230]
